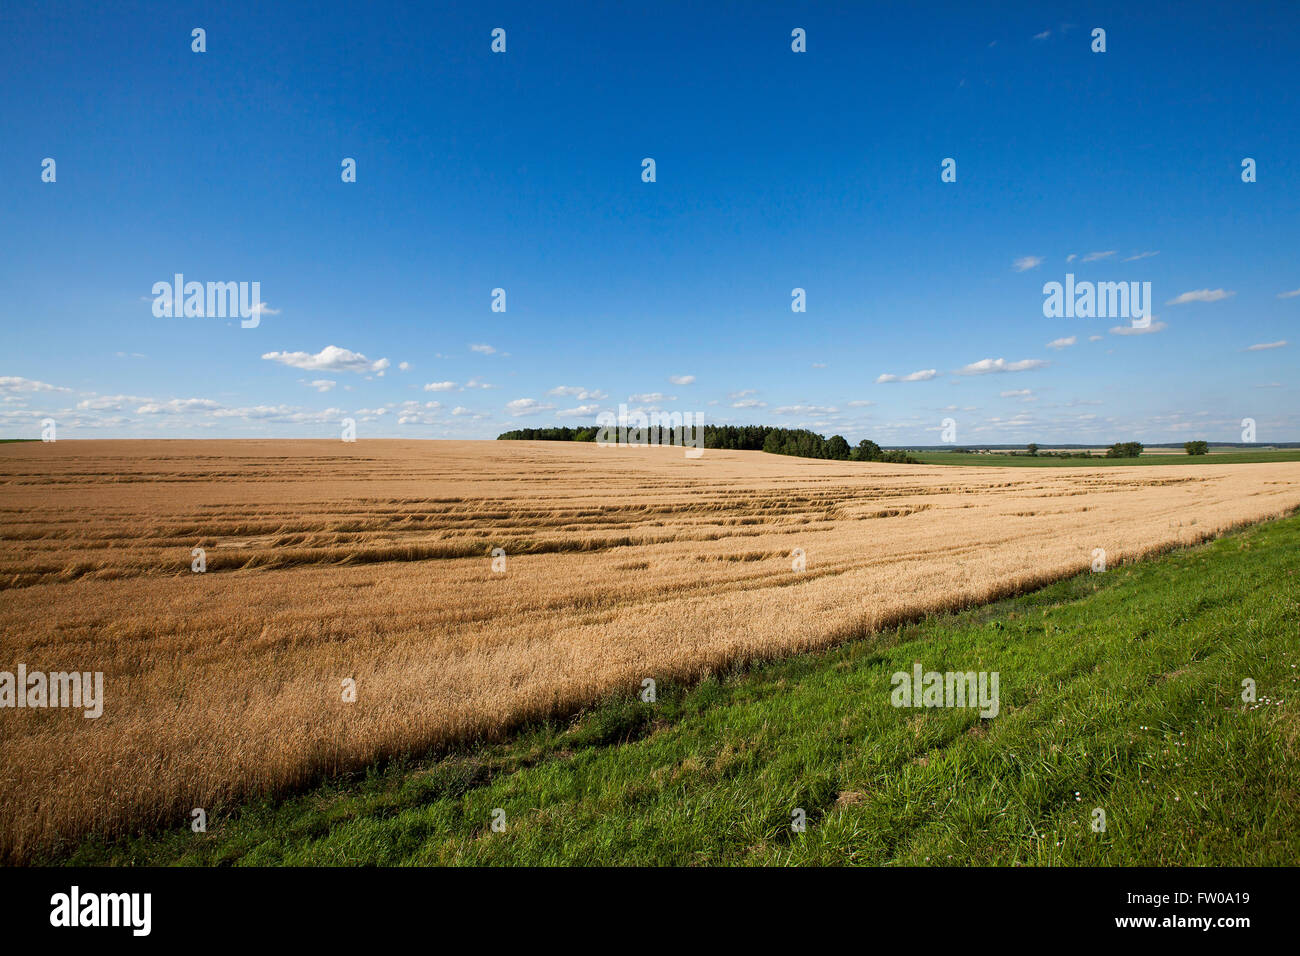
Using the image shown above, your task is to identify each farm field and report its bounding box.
[59,512,1300,866]
[2,439,1299,863]
[911,449,1300,467]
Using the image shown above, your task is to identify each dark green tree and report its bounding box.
[825,435,851,460]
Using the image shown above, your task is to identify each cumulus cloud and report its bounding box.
[76,394,149,410]
[469,343,497,355]
[424,381,458,391]
[876,369,938,383]
[629,392,674,403]
[955,358,1048,375]
[669,374,695,385]
[548,386,607,400]
[1167,289,1235,305]
[304,379,336,392]
[1110,321,1168,336]
[262,345,390,374]
[136,398,223,414]
[1046,336,1077,350]
[505,398,554,416]
[0,376,70,393]
[773,404,838,416]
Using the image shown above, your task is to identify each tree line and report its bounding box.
[496,425,918,463]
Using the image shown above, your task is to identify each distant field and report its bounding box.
[912,449,1300,467]
[2,439,1299,862]
[59,512,1300,866]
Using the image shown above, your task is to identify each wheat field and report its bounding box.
[2,438,1298,861]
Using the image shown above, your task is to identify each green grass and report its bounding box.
[912,449,1300,467]
[53,512,1300,866]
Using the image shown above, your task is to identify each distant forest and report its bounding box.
[496,425,919,463]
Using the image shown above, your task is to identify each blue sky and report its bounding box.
[2,0,1297,444]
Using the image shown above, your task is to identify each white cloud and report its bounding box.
[955,358,1048,375]
[731,399,767,409]
[1088,334,1104,342]
[213,404,345,423]
[1046,336,1077,350]
[506,398,554,416]
[1013,256,1044,272]
[1033,30,1051,40]
[1081,251,1115,262]
[398,361,411,371]
[1245,340,1288,351]
[1167,289,1235,305]
[1277,289,1300,299]
[876,369,938,383]
[262,345,389,374]
[560,404,600,417]
[304,379,336,392]
[469,343,497,355]
[136,398,223,414]
[629,392,674,403]
[1110,321,1168,336]
[846,400,875,407]
[1123,251,1160,262]
[393,400,442,425]
[548,386,607,399]
[76,394,148,410]
[773,405,838,416]
[669,374,695,386]
[0,376,70,393]
[424,381,459,392]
